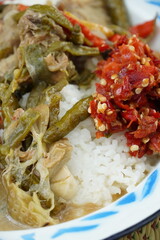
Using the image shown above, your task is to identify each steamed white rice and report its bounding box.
[60,84,156,206]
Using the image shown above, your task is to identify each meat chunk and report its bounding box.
[51,165,78,200]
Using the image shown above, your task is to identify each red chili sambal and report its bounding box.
[89,35,160,158]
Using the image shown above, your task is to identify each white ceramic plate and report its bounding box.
[0,0,160,239]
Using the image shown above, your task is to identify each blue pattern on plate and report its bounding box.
[52,225,99,238]
[141,169,158,199]
[116,192,136,206]
[146,0,160,6]
[21,233,35,240]
[82,211,118,221]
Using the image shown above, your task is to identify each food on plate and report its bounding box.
[103,0,130,29]
[0,1,159,230]
[90,34,160,158]
[59,0,111,26]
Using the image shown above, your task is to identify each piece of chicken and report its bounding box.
[51,165,78,200]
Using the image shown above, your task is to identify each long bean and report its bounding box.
[103,0,130,29]
[27,82,47,108]
[5,108,40,147]
[47,41,99,56]
[43,96,92,143]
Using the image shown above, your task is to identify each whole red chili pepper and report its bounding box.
[17,4,29,12]
[64,13,110,50]
[130,18,155,38]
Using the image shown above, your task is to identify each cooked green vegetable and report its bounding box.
[0,3,117,227]
[43,96,92,143]
[30,4,73,31]
[29,4,84,44]
[40,78,68,104]
[0,83,19,126]
[2,96,18,126]
[5,108,40,147]
[73,70,95,86]
[40,79,68,126]
[0,145,10,169]
[48,93,61,127]
[103,0,130,29]
[24,44,52,84]
[109,24,130,36]
[48,78,68,93]
[70,24,84,45]
[13,10,26,23]
[47,41,99,56]
[27,82,47,108]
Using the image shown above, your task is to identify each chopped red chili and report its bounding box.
[89,35,160,157]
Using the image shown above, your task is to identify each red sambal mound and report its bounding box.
[89,35,160,158]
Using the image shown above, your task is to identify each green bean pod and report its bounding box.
[27,82,47,109]
[43,96,92,143]
[40,79,68,126]
[73,70,96,86]
[5,108,40,148]
[29,5,85,44]
[108,24,130,36]
[47,41,99,56]
[40,78,68,105]
[48,93,61,127]
[30,5,73,31]
[103,0,130,29]
[13,10,26,23]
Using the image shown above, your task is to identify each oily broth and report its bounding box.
[0,177,123,230]
[52,202,102,223]
[0,179,101,230]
